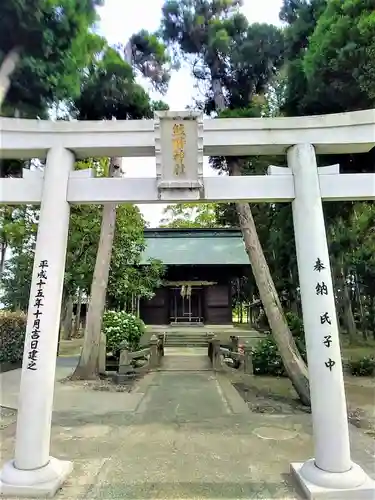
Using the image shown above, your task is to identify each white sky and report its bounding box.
[97,0,283,227]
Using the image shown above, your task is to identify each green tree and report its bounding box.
[71,38,170,379]
[0,0,104,116]
[160,203,220,228]
[281,0,375,115]
[279,0,327,116]
[1,251,34,310]
[0,205,38,275]
[159,0,310,404]
[304,0,375,112]
[71,46,154,121]
[0,191,164,330]
[281,0,375,346]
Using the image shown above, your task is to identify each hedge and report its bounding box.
[0,311,27,364]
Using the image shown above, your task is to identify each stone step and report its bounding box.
[165,338,209,347]
[164,331,214,348]
[165,341,208,347]
[166,336,209,339]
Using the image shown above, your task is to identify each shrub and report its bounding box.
[0,311,27,363]
[285,312,304,339]
[102,310,145,354]
[286,311,307,362]
[252,337,286,377]
[347,356,375,377]
[251,312,308,377]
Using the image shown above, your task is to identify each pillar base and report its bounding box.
[291,459,375,499]
[0,457,73,498]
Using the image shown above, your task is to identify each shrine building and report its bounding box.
[139,227,249,325]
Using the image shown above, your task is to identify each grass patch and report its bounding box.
[341,338,375,361]
[233,323,258,331]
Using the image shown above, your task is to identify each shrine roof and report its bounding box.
[140,228,249,266]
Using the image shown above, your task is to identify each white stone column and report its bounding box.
[0,147,74,497]
[288,143,374,498]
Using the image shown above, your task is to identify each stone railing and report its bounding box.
[208,335,253,375]
[113,333,165,384]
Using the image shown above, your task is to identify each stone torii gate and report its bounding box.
[0,110,374,499]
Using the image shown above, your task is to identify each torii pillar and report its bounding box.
[0,147,74,497]
[283,144,374,499]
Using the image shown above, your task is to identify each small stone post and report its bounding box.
[118,347,131,374]
[149,334,159,369]
[211,338,221,371]
[157,333,165,357]
[114,344,132,384]
[243,345,253,375]
[230,335,239,352]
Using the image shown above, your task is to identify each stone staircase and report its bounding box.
[164,328,214,348]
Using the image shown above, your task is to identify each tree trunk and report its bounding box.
[0,47,20,108]
[354,271,367,340]
[84,296,90,331]
[62,294,74,340]
[72,157,122,379]
[231,160,310,406]
[73,289,83,337]
[0,242,7,275]
[209,59,310,405]
[212,77,226,110]
[340,266,357,344]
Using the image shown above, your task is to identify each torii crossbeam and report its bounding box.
[0,110,374,499]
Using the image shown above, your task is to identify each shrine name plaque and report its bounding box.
[154,110,204,200]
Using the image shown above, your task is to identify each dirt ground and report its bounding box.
[229,371,375,438]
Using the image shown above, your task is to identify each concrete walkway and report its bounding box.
[162,347,212,371]
[1,356,374,499]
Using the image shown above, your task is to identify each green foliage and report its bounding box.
[1,252,34,311]
[102,310,145,353]
[285,311,304,339]
[279,0,375,345]
[0,311,27,363]
[281,0,375,115]
[303,0,375,111]
[1,0,104,117]
[107,204,165,306]
[160,203,220,228]
[1,158,164,312]
[252,337,286,377]
[130,30,172,94]
[224,23,285,110]
[252,314,306,377]
[1,198,163,312]
[71,46,153,120]
[160,0,284,114]
[347,356,375,377]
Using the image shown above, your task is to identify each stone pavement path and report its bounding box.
[1,355,374,499]
[83,369,304,500]
[161,347,212,371]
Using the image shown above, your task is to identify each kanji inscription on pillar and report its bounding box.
[313,257,337,372]
[154,110,204,200]
[27,259,49,370]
